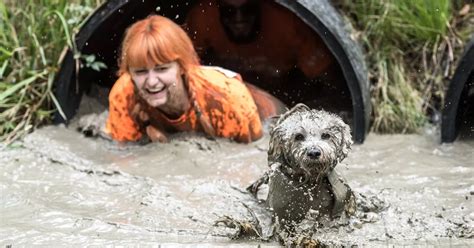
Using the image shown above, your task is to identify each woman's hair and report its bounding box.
[119,15,200,76]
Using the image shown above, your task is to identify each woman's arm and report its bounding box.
[105,74,143,142]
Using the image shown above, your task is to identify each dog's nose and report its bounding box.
[307,148,321,159]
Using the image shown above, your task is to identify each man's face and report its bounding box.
[218,0,261,43]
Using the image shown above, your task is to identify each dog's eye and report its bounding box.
[295,133,305,141]
[321,133,330,140]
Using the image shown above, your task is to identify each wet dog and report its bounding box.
[248,103,356,230]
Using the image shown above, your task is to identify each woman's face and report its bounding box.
[130,61,183,108]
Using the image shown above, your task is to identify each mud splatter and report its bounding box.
[0,126,473,246]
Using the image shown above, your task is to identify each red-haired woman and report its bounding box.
[104,15,285,143]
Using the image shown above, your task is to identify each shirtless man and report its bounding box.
[185,0,336,106]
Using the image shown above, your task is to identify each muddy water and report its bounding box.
[0,125,473,246]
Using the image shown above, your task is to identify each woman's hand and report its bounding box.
[132,102,169,143]
[146,125,168,143]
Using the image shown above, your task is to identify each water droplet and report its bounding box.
[156,6,161,12]
[175,14,180,19]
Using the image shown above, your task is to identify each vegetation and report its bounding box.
[336,0,474,133]
[0,0,103,144]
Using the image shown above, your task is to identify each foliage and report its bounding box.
[0,0,103,143]
[337,0,474,133]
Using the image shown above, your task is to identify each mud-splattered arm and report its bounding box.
[104,74,143,142]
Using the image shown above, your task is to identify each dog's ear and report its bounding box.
[275,103,310,126]
[291,103,310,112]
[330,116,353,162]
[268,125,285,165]
[267,115,281,131]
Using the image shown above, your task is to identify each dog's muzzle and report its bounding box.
[306,147,321,160]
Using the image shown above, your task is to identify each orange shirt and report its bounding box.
[105,66,263,143]
[185,0,334,86]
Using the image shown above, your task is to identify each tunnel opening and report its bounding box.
[54,0,370,142]
[441,36,474,142]
[456,73,474,139]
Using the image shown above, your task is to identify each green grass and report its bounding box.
[339,0,473,133]
[0,0,103,143]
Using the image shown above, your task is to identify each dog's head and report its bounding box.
[268,104,352,178]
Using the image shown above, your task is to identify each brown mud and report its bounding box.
[0,124,473,246]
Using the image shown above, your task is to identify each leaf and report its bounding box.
[91,63,100,71]
[96,61,107,69]
[459,4,470,16]
[85,54,95,63]
[46,10,73,49]
[0,71,47,103]
[0,60,8,79]
[49,91,67,121]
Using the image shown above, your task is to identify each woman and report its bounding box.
[105,15,285,143]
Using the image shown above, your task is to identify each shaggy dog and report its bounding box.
[248,103,356,231]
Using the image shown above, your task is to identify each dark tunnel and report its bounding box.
[54,0,370,142]
[442,34,474,143]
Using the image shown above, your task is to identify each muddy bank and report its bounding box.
[0,125,473,246]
